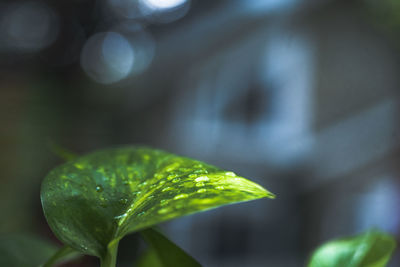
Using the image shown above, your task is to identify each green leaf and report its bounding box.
[308,229,397,267]
[41,146,274,263]
[139,228,201,267]
[43,246,82,267]
[135,248,163,267]
[0,233,57,267]
[48,141,77,161]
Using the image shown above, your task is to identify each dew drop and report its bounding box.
[114,213,127,220]
[167,174,178,180]
[95,185,104,192]
[158,208,170,214]
[196,182,205,187]
[225,172,236,177]
[172,178,181,183]
[162,187,172,192]
[174,193,188,200]
[195,176,209,182]
[197,188,207,193]
[216,186,225,190]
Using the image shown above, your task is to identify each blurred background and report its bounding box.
[1,0,400,266]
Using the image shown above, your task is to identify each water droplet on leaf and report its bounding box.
[158,208,170,214]
[174,193,188,200]
[162,187,172,192]
[195,176,209,182]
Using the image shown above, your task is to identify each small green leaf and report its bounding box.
[41,146,274,262]
[135,248,163,267]
[0,234,57,267]
[43,246,82,267]
[48,142,77,161]
[139,228,201,267]
[308,229,396,267]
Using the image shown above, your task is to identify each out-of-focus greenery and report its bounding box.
[363,0,400,40]
[308,229,396,267]
[0,234,57,267]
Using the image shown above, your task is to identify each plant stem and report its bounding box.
[101,239,119,267]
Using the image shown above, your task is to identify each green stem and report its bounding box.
[101,239,119,267]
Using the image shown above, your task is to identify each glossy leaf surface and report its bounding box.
[41,146,274,259]
[0,234,56,267]
[308,230,396,267]
[140,228,201,267]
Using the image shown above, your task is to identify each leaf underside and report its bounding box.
[308,229,396,267]
[139,228,201,267]
[41,146,274,258]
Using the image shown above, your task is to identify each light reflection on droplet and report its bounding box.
[195,176,209,182]
[114,213,127,220]
[95,185,104,192]
[195,182,205,187]
[158,208,170,214]
[174,193,188,200]
[162,187,172,192]
[80,32,134,84]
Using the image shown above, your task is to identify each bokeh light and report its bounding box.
[107,0,143,19]
[139,0,190,23]
[141,0,187,9]
[80,32,135,84]
[107,0,190,22]
[112,22,155,75]
[0,2,59,53]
